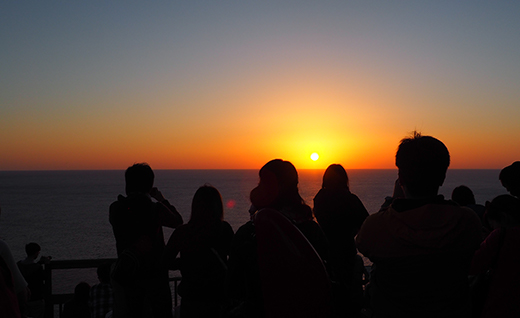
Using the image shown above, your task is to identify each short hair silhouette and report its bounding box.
[486,194,520,226]
[25,242,41,257]
[125,163,154,195]
[97,263,112,284]
[190,185,224,224]
[452,185,476,206]
[499,161,520,196]
[74,282,91,302]
[322,164,349,190]
[396,131,450,197]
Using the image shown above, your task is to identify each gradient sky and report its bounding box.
[2,1,519,170]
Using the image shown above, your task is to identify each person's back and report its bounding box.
[164,185,234,318]
[452,185,486,222]
[170,221,233,298]
[314,185,368,264]
[225,159,331,317]
[314,164,369,316]
[109,163,183,318]
[62,282,91,318]
[0,255,22,318]
[356,132,482,317]
[470,195,520,318]
[110,192,164,274]
[89,264,113,318]
[17,252,46,318]
[358,197,481,317]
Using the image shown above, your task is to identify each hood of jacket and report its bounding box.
[356,196,482,258]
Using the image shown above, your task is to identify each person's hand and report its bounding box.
[39,256,52,264]
[150,187,166,202]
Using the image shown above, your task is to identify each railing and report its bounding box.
[42,258,181,318]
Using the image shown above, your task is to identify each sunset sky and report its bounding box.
[2,1,519,170]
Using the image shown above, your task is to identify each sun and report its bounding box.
[310,152,319,161]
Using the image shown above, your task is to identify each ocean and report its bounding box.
[0,169,506,294]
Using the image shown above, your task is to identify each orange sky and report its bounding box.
[2,2,520,170]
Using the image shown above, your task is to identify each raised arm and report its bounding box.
[150,187,183,228]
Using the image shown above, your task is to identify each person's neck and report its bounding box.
[23,256,37,264]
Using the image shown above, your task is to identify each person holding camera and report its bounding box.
[17,242,50,318]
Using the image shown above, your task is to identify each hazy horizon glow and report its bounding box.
[2,2,520,171]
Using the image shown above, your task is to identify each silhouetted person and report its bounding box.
[452,185,486,221]
[225,159,330,318]
[0,205,28,317]
[356,132,482,317]
[499,161,520,197]
[89,263,113,318]
[109,163,183,318]
[17,242,50,318]
[313,164,369,317]
[469,195,520,318]
[62,282,91,318]
[164,185,234,318]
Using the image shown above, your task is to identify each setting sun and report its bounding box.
[310,153,320,161]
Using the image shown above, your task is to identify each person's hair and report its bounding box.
[451,185,476,206]
[250,159,311,219]
[190,185,224,225]
[499,161,520,194]
[97,263,112,284]
[125,163,154,195]
[25,242,41,257]
[322,164,349,190]
[485,194,520,227]
[74,282,91,302]
[395,131,450,197]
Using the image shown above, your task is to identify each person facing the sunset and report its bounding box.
[109,163,183,318]
[313,164,369,317]
[225,159,330,318]
[356,132,482,317]
[469,194,520,318]
[164,185,234,318]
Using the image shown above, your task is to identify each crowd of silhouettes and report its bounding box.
[1,135,520,318]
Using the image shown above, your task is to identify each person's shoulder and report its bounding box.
[172,223,190,236]
[221,220,234,232]
[347,192,365,204]
[109,195,126,210]
[313,188,327,200]
[219,221,235,242]
[357,207,394,236]
[451,204,482,227]
[0,239,11,254]
[235,221,254,238]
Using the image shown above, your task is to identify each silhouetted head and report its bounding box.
[451,185,476,206]
[25,242,41,258]
[499,161,520,197]
[250,159,304,211]
[97,263,112,284]
[322,164,349,190]
[190,185,224,224]
[125,163,154,195]
[396,132,450,198]
[485,194,520,229]
[74,282,91,302]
